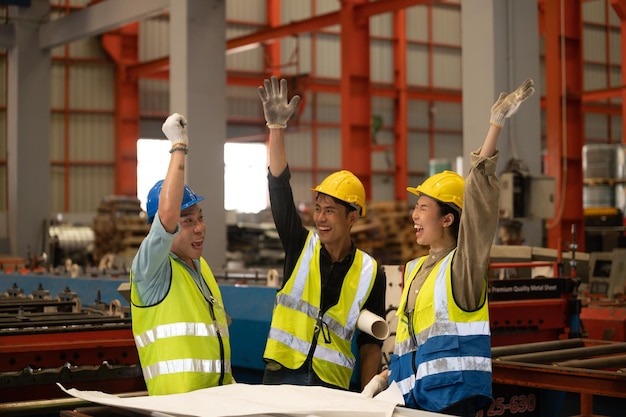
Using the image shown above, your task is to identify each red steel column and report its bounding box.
[340,0,372,198]
[544,0,585,251]
[393,9,408,201]
[101,23,140,197]
[611,0,626,141]
[266,0,281,74]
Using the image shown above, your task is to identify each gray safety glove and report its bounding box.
[162,112,188,154]
[490,78,535,128]
[258,76,301,129]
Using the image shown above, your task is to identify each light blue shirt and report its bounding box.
[130,212,210,306]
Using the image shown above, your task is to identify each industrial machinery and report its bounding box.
[0,280,143,404]
[579,248,626,342]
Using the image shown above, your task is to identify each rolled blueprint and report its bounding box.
[357,309,390,340]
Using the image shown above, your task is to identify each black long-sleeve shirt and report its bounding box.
[268,166,387,348]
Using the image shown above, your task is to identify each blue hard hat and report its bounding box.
[146,179,206,224]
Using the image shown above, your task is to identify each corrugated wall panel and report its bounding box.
[139,17,169,61]
[316,0,340,15]
[51,166,65,214]
[70,166,114,212]
[583,0,606,24]
[140,79,169,116]
[610,29,621,65]
[282,0,313,21]
[584,63,608,91]
[406,44,429,86]
[69,65,114,109]
[227,0,265,22]
[433,101,461,131]
[227,24,266,71]
[50,113,66,161]
[371,38,393,83]
[432,46,461,89]
[315,33,340,78]
[285,130,313,168]
[407,99,430,130]
[610,113,623,139]
[584,25,608,63]
[280,34,312,76]
[406,5,428,41]
[70,114,114,161]
[432,5,460,45]
[227,85,262,119]
[585,113,609,140]
[407,131,429,180]
[316,130,341,169]
[314,92,340,123]
[371,13,392,38]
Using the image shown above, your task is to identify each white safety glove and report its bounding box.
[490,78,535,128]
[162,113,189,150]
[361,373,389,398]
[258,76,301,129]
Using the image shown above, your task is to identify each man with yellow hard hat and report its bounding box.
[257,76,387,391]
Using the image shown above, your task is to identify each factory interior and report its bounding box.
[2,0,626,416]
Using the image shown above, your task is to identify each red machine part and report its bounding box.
[580,302,626,341]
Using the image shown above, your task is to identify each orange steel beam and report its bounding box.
[340,0,372,196]
[226,0,428,52]
[393,9,408,201]
[265,0,281,75]
[611,0,626,143]
[101,23,140,197]
[544,0,585,251]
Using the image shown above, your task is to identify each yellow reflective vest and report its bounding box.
[131,256,232,395]
[390,250,492,411]
[264,232,377,389]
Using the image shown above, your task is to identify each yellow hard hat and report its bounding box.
[312,170,367,216]
[407,170,464,211]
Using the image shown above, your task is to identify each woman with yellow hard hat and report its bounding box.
[257,76,387,391]
[362,79,535,417]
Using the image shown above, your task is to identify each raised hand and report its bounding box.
[258,76,301,129]
[490,78,535,128]
[162,113,188,147]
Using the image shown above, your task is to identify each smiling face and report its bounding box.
[411,195,455,251]
[170,204,205,266]
[313,193,356,248]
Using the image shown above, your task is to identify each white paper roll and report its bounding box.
[357,309,389,340]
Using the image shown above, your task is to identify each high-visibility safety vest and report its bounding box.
[264,232,377,389]
[131,256,232,395]
[389,250,492,412]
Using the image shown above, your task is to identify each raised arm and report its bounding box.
[258,76,301,176]
[158,113,189,233]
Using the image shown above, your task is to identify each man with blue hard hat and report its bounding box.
[130,113,233,395]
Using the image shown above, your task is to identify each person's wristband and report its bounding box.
[170,143,189,154]
[266,123,286,129]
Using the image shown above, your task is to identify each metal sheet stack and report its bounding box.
[582,144,626,212]
[352,201,429,266]
[92,196,150,266]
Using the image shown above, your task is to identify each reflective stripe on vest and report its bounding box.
[134,321,230,349]
[142,357,232,380]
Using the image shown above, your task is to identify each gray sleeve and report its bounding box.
[130,212,179,306]
[452,149,500,311]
